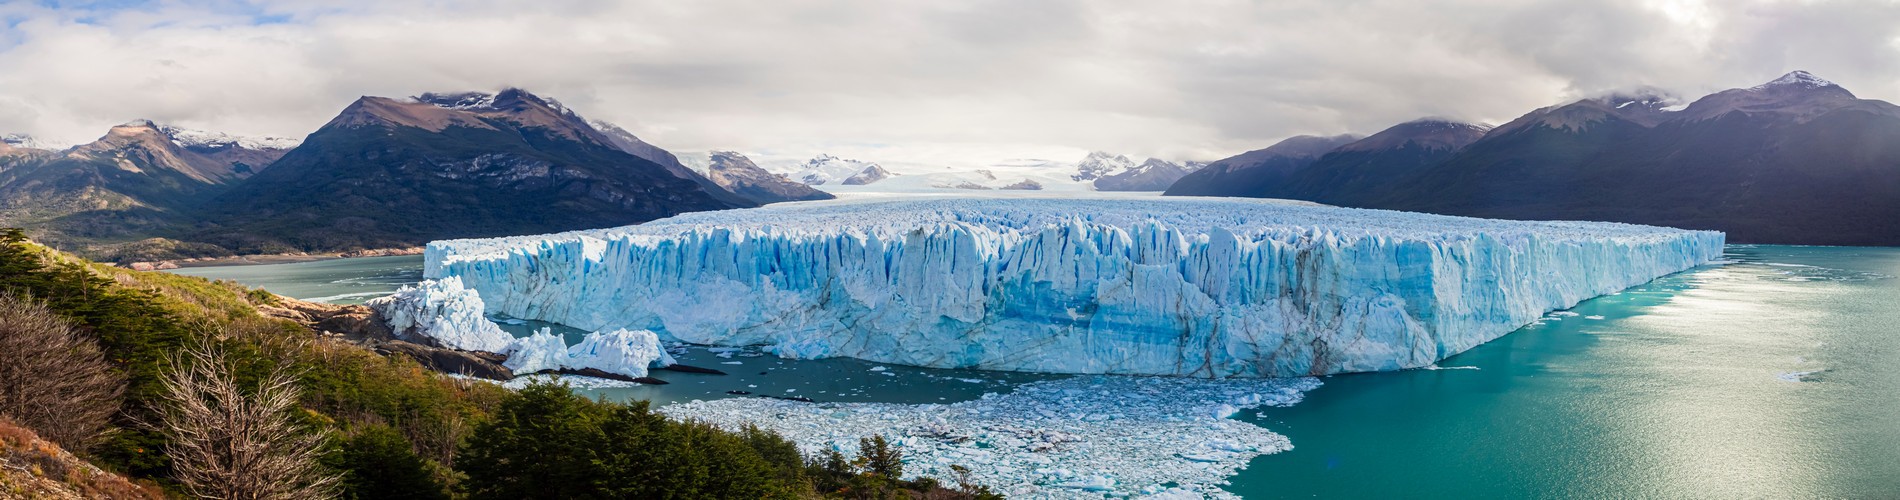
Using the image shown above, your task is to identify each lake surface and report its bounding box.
[170,245,1900,497]
[1229,244,1900,498]
[168,254,425,305]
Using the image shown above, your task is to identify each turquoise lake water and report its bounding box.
[169,245,1900,497]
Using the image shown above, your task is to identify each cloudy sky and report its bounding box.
[2,0,1897,166]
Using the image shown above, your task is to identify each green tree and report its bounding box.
[455,382,609,499]
[330,424,448,500]
[858,435,902,479]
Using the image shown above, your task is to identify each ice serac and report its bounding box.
[366,277,515,353]
[501,327,675,378]
[428,198,1725,377]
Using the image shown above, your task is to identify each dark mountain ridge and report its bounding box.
[195,89,750,253]
[1162,134,1359,197]
[1168,71,1900,246]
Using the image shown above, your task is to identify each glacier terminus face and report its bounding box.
[425,197,1725,377]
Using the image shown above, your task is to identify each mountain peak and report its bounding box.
[1672,70,1879,122]
[1337,118,1490,153]
[115,119,159,129]
[1754,70,1839,91]
[413,91,497,110]
[2,133,51,151]
[158,125,300,150]
[1261,134,1362,158]
[1074,151,1137,181]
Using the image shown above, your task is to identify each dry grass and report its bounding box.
[0,418,162,499]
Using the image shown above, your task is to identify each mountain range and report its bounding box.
[6,70,1897,260]
[1165,71,1900,246]
[0,89,826,260]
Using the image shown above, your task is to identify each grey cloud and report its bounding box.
[1,0,1897,164]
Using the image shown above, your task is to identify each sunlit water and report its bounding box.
[168,255,425,305]
[170,245,1900,497]
[1228,245,1900,498]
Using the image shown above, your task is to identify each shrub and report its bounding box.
[155,340,339,499]
[457,381,801,499]
[0,293,125,451]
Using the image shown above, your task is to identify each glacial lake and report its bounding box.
[170,244,1900,498]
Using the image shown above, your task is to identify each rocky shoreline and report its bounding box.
[259,294,517,380]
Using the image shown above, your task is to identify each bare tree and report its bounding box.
[0,293,124,450]
[156,340,339,500]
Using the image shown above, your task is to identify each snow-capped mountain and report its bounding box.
[1092,158,1198,191]
[691,151,833,203]
[841,164,892,185]
[774,154,889,186]
[1072,151,1137,181]
[755,150,1200,193]
[158,125,300,151]
[1487,88,1683,136]
[1,133,51,151]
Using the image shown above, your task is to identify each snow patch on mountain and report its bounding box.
[1,133,52,150]
[771,154,888,185]
[159,125,301,150]
[1753,70,1838,90]
[1072,151,1137,181]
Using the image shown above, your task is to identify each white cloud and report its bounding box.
[2,0,1898,164]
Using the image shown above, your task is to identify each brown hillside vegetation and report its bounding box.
[0,419,161,499]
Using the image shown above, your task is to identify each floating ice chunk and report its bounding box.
[1059,474,1117,491]
[565,328,673,378]
[367,277,514,352]
[501,328,567,373]
[1584,315,1606,320]
[1778,370,1823,382]
[500,327,673,379]
[1211,404,1239,419]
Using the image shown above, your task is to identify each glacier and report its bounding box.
[426,197,1725,377]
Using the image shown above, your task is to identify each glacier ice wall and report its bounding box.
[426,197,1725,377]
[366,276,515,353]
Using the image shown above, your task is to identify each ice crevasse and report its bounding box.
[426,197,1725,377]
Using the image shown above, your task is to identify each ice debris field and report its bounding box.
[426,197,1724,377]
[660,374,1321,499]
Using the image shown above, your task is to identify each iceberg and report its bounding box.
[427,197,1725,377]
[366,276,515,353]
[499,328,567,373]
[502,327,675,379]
